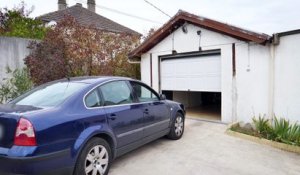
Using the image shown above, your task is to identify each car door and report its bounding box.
[130,81,170,137]
[98,80,144,148]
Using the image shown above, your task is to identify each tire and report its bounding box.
[167,112,185,140]
[74,138,112,175]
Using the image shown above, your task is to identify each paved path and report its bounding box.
[110,119,300,175]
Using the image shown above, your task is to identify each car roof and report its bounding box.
[54,76,134,85]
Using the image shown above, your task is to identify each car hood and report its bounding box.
[165,100,180,106]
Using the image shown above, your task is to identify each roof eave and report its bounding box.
[129,10,271,59]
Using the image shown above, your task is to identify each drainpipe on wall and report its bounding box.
[232,43,238,123]
[268,34,279,120]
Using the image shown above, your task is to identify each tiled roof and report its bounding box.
[38,3,140,36]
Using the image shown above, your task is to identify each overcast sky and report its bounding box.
[1,0,300,35]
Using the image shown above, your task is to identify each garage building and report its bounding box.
[129,10,300,123]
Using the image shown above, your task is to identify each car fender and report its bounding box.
[71,124,116,160]
[168,103,185,127]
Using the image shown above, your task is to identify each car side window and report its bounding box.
[130,82,159,102]
[99,81,133,106]
[85,90,102,108]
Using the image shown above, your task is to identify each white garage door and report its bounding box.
[161,54,221,92]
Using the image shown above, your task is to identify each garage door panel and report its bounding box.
[176,78,190,90]
[161,54,221,92]
[161,78,175,90]
[163,63,176,76]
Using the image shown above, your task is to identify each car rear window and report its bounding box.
[12,82,88,108]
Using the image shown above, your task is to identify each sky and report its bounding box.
[1,0,300,36]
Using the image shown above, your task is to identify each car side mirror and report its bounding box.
[159,94,166,100]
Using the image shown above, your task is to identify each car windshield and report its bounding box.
[12,82,88,108]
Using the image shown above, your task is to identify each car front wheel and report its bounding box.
[167,112,185,140]
[74,138,111,175]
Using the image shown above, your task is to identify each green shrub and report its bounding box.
[0,67,33,104]
[0,2,47,39]
[271,117,300,146]
[272,117,290,143]
[287,123,300,145]
[252,115,272,139]
[251,115,300,146]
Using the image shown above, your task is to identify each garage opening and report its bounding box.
[159,50,222,121]
[163,91,221,121]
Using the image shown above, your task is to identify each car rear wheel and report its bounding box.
[74,138,111,175]
[167,112,184,140]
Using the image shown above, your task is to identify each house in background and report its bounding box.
[0,0,141,82]
[129,10,300,123]
[38,0,140,36]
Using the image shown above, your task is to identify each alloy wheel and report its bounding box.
[174,116,184,136]
[85,145,109,175]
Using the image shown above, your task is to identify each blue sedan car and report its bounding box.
[0,77,185,175]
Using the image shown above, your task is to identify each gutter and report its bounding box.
[128,56,141,64]
[128,60,141,64]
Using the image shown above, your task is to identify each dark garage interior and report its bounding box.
[162,91,221,121]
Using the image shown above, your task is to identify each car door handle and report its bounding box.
[144,109,149,115]
[108,114,116,120]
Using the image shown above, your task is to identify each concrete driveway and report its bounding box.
[110,119,300,175]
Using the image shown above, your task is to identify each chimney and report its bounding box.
[58,0,67,10]
[87,0,96,13]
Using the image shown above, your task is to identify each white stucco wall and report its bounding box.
[0,37,33,82]
[140,23,300,123]
[273,34,300,122]
[235,43,271,122]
